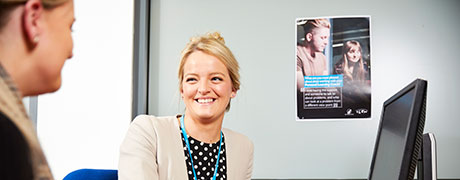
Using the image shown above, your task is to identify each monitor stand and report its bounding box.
[417,133,437,180]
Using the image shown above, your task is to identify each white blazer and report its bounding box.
[118,115,254,180]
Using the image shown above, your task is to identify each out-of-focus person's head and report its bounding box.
[0,0,75,96]
[303,18,330,53]
[178,32,240,113]
[343,40,362,63]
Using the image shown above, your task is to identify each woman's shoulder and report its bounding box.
[130,115,179,131]
[0,111,34,179]
[133,114,177,123]
[222,128,254,163]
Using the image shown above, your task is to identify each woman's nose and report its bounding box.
[198,81,210,94]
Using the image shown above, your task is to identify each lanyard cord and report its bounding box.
[180,115,223,180]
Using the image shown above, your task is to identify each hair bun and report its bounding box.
[189,31,226,45]
[207,31,225,44]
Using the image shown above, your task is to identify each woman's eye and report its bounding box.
[211,77,223,81]
[186,78,197,82]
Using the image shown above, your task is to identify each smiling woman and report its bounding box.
[180,51,236,125]
[119,32,254,180]
[0,0,75,179]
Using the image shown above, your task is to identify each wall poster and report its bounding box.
[296,16,371,120]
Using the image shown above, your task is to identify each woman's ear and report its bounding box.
[231,89,237,98]
[23,0,43,45]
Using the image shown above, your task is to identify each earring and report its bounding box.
[33,36,39,44]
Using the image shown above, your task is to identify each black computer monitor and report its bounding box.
[368,79,427,180]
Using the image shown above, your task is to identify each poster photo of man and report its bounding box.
[296,16,371,120]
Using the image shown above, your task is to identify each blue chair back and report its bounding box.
[63,169,118,180]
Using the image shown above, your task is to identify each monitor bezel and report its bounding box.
[368,79,427,180]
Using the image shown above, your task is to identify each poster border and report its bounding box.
[294,15,373,122]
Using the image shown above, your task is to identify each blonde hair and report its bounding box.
[0,0,69,30]
[341,40,366,81]
[178,32,240,111]
[303,18,330,34]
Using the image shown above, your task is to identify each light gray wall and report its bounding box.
[148,0,460,178]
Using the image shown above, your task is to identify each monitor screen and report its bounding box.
[370,89,415,179]
[368,79,427,180]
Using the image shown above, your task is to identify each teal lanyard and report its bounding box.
[180,115,223,180]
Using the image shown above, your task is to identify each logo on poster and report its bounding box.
[345,108,354,116]
[356,108,368,115]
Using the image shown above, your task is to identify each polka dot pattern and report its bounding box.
[180,127,227,180]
